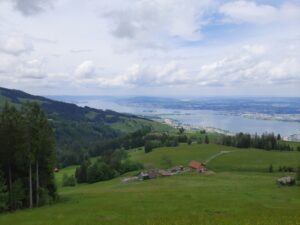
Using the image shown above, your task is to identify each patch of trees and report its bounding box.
[278,166,295,172]
[55,121,119,167]
[143,133,181,153]
[75,150,143,184]
[0,102,57,212]
[91,127,152,157]
[143,133,209,153]
[62,174,76,187]
[220,133,294,151]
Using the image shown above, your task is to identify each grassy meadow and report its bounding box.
[1,143,300,225]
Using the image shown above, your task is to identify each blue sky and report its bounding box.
[0,0,300,96]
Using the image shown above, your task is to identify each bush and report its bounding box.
[279,166,294,173]
[11,179,25,210]
[296,166,300,182]
[62,174,76,187]
[75,160,91,183]
[204,135,209,144]
[178,135,188,143]
[121,161,144,173]
[0,173,8,212]
[145,141,153,153]
[38,188,52,206]
[197,137,202,144]
[87,160,116,183]
[268,164,273,173]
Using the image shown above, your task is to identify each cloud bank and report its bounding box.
[0,0,299,96]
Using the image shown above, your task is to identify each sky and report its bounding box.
[0,0,300,97]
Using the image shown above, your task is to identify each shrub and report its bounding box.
[38,188,51,206]
[268,164,273,173]
[11,179,25,210]
[197,137,202,144]
[121,161,144,173]
[0,173,8,212]
[204,135,209,144]
[62,174,76,187]
[87,160,116,183]
[75,160,91,183]
[145,141,153,153]
[296,166,300,183]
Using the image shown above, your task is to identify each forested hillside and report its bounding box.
[0,87,171,166]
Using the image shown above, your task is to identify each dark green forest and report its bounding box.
[0,102,56,212]
[0,87,169,167]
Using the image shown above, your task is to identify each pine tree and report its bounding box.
[0,102,23,210]
[0,101,56,211]
[22,102,56,207]
[269,164,273,173]
[204,135,209,144]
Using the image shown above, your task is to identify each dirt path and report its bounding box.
[204,150,235,164]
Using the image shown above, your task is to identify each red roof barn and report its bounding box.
[189,160,206,172]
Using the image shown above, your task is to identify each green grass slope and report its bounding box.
[1,143,300,225]
[130,143,300,172]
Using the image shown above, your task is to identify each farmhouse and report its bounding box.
[189,160,206,172]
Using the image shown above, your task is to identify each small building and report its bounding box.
[159,170,172,176]
[277,176,295,186]
[138,172,150,180]
[169,165,184,173]
[189,160,206,173]
[148,169,160,179]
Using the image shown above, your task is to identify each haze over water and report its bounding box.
[67,97,300,137]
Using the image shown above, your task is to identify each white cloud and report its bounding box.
[196,44,300,86]
[17,59,45,79]
[94,43,300,88]
[0,37,33,55]
[0,0,300,96]
[220,1,300,25]
[8,0,55,16]
[97,62,189,87]
[100,0,215,48]
[75,60,96,78]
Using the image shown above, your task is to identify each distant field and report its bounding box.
[130,143,300,172]
[110,117,175,133]
[1,143,300,225]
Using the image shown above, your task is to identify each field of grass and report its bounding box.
[130,143,300,172]
[110,117,175,133]
[1,143,300,225]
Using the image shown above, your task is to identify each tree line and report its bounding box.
[0,102,57,212]
[220,132,294,151]
[61,149,143,186]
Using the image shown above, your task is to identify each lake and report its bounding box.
[76,99,300,137]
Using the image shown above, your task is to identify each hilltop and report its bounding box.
[0,87,172,165]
